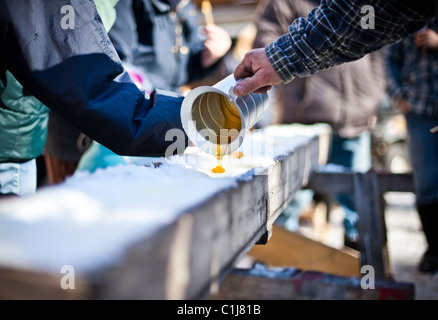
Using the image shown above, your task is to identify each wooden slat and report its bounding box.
[306,171,414,194]
[378,172,414,193]
[212,272,415,300]
[353,172,392,280]
[306,172,354,194]
[212,274,305,300]
[0,266,90,300]
[248,225,361,278]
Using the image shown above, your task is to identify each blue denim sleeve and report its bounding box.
[0,0,187,157]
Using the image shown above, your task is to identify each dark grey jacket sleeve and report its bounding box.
[0,0,188,157]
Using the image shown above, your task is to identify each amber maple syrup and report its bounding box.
[212,144,226,174]
[211,95,242,174]
[206,95,242,173]
[212,158,226,174]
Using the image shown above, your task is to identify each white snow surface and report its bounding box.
[0,124,330,274]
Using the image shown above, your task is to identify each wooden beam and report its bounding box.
[248,225,361,278]
[0,124,331,299]
[212,272,415,300]
[306,172,354,194]
[378,172,414,193]
[0,266,90,300]
[353,172,392,280]
[306,171,414,194]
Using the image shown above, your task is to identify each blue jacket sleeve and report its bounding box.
[0,0,188,157]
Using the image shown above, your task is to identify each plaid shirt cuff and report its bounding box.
[265,39,296,84]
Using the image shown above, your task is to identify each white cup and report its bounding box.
[181,74,269,157]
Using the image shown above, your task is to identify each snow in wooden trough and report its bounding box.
[0,124,329,277]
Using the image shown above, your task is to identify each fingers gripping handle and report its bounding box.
[229,78,243,100]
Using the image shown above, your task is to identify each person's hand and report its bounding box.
[398,98,411,114]
[414,28,438,50]
[233,48,282,96]
[201,25,232,68]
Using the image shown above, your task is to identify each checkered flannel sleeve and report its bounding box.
[266,0,435,83]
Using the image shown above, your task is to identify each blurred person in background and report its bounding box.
[386,20,438,273]
[1,0,118,194]
[43,0,120,184]
[0,71,48,196]
[49,0,232,175]
[1,0,190,195]
[253,0,386,249]
[110,0,232,93]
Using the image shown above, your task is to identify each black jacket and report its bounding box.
[0,0,188,157]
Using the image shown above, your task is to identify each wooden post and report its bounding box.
[306,171,414,280]
[353,171,391,280]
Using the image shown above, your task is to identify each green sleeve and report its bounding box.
[93,0,120,32]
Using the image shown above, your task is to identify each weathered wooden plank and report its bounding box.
[306,172,354,194]
[0,266,90,300]
[248,225,361,278]
[212,271,415,300]
[306,171,414,194]
[378,172,414,193]
[354,172,392,280]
